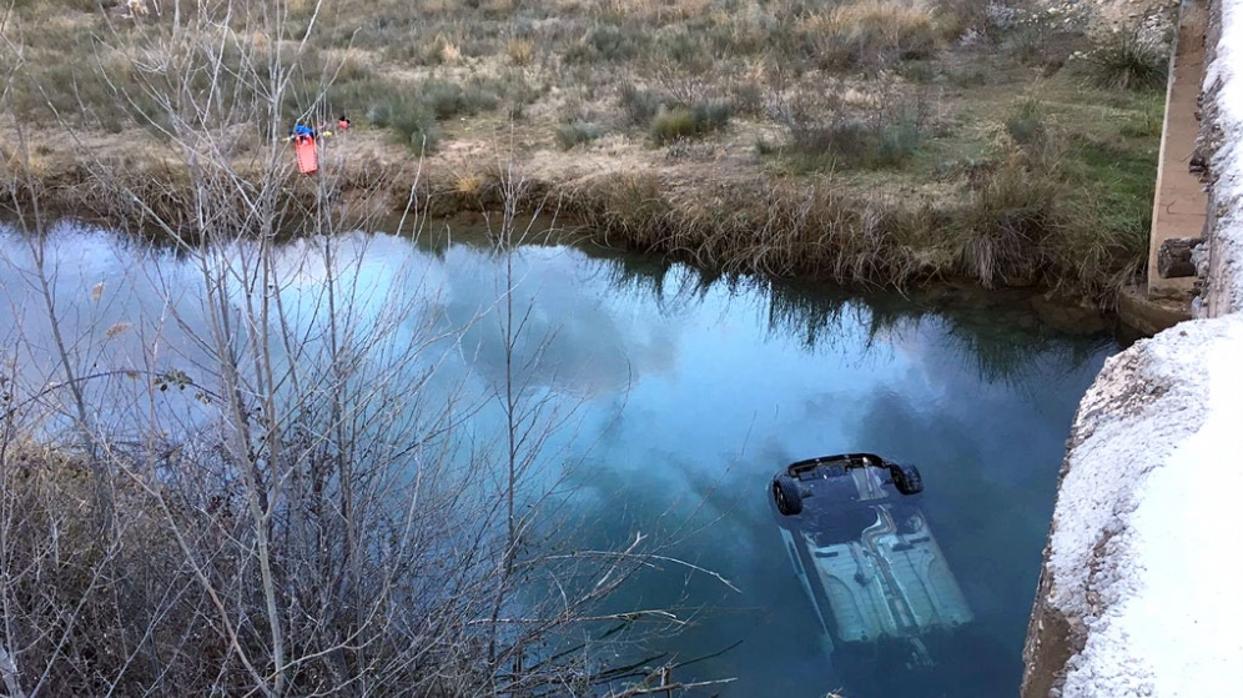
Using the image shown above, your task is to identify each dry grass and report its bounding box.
[603,0,715,22]
[506,38,535,66]
[799,0,939,70]
[564,172,935,285]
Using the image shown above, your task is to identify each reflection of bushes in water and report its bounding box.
[591,248,678,301]
[762,279,861,349]
[944,318,1113,387]
[588,249,1109,384]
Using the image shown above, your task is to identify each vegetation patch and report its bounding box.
[1082,31,1169,91]
[772,92,931,171]
[1005,99,1048,147]
[619,83,669,127]
[556,120,605,150]
[418,79,501,120]
[368,95,441,151]
[797,0,940,71]
[564,23,644,64]
[649,102,732,144]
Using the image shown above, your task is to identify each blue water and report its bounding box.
[0,223,1115,696]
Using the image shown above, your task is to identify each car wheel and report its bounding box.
[773,475,803,516]
[891,464,923,495]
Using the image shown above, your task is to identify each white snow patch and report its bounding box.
[1047,316,1243,697]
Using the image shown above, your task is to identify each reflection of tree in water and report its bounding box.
[941,316,1115,389]
[762,279,1112,390]
[582,243,1115,388]
[407,222,1115,392]
[578,243,716,314]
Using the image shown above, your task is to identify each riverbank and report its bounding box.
[0,1,1175,307]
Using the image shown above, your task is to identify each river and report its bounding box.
[0,221,1116,696]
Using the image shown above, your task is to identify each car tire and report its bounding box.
[773,475,803,516]
[891,464,923,495]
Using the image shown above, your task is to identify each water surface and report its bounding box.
[0,223,1115,697]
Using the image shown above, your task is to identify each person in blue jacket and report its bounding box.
[291,121,317,141]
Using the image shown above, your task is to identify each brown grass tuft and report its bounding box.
[506,38,535,66]
[800,0,938,70]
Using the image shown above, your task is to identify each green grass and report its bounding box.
[1063,135,1157,234]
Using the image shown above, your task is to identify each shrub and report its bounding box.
[454,171,486,197]
[556,120,605,149]
[419,79,500,120]
[999,10,1078,70]
[705,11,769,56]
[304,49,372,83]
[650,107,698,143]
[655,30,711,71]
[931,0,996,42]
[729,81,766,117]
[619,83,668,126]
[366,93,440,151]
[506,38,534,66]
[898,59,937,83]
[1005,99,1046,146]
[564,24,642,63]
[948,64,990,87]
[783,109,926,170]
[1084,31,1168,91]
[649,101,731,144]
[418,33,463,66]
[499,74,542,120]
[952,152,1062,286]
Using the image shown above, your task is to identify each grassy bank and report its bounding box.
[0,0,1170,304]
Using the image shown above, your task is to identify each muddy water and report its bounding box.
[0,222,1116,697]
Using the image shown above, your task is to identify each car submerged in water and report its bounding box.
[770,453,973,674]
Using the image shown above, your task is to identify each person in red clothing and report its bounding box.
[337,115,351,132]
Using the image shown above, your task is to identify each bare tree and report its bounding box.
[0,2,734,696]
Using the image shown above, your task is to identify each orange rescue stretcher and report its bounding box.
[293,135,318,175]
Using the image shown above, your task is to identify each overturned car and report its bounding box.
[770,453,973,668]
